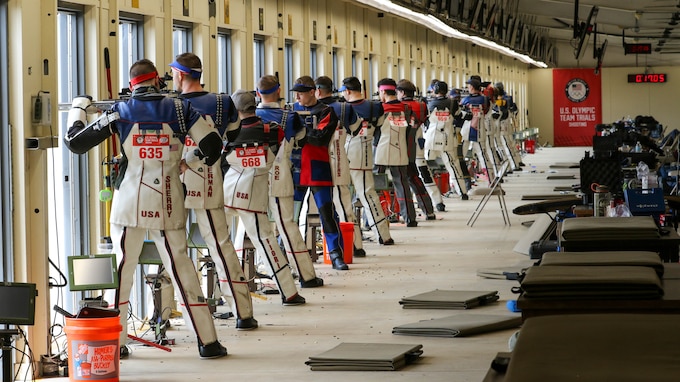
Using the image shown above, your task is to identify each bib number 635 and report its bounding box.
[139,147,165,159]
[132,134,170,161]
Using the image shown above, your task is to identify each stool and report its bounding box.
[353,200,363,226]
[305,214,321,262]
[241,235,257,292]
[196,256,217,313]
[353,199,365,234]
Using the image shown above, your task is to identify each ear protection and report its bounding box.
[433,81,448,95]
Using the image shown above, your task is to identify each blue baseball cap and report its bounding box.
[291,83,315,92]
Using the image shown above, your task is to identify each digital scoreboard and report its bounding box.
[624,43,652,55]
[627,73,667,83]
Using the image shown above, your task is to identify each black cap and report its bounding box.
[467,75,482,83]
[466,78,482,89]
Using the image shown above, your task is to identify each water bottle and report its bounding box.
[637,161,649,189]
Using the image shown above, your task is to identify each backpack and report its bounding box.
[424,99,456,153]
[492,95,510,120]
[329,102,350,185]
[375,105,410,166]
[226,120,280,169]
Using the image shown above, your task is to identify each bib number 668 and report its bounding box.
[242,157,262,167]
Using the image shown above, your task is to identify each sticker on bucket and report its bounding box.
[71,340,118,379]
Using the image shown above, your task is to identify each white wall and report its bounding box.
[528,66,676,146]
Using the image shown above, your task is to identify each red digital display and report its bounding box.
[627,73,667,83]
[624,43,652,55]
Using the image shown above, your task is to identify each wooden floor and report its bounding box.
[40,146,587,382]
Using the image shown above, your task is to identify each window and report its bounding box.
[217,30,233,94]
[386,57,393,79]
[118,14,144,94]
[332,48,339,86]
[55,5,89,316]
[351,51,357,77]
[368,54,376,97]
[253,36,265,87]
[310,44,318,80]
[0,0,10,280]
[284,40,293,102]
[410,64,416,87]
[173,22,193,57]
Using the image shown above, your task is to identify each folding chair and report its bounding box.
[467,161,511,227]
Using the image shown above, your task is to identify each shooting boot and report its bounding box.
[198,340,228,359]
[329,250,349,270]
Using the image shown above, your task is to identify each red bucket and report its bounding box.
[434,171,450,194]
[525,139,536,154]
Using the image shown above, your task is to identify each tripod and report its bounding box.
[1,328,19,382]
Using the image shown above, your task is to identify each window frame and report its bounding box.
[172,21,193,57]
[55,4,90,314]
[310,44,318,81]
[284,39,293,101]
[118,12,145,95]
[216,29,233,94]
[0,0,11,280]
[253,35,265,87]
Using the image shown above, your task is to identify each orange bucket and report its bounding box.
[322,222,355,265]
[65,316,122,382]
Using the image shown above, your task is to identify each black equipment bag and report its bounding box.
[579,155,623,203]
[592,135,619,158]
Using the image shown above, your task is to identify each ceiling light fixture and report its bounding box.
[355,0,548,68]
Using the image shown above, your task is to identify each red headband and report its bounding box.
[379,84,396,91]
[130,71,158,86]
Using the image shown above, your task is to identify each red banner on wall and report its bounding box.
[552,69,602,146]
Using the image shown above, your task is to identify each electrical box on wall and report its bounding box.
[31,92,52,126]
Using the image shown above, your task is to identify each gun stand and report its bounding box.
[1,328,20,382]
[144,272,174,346]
